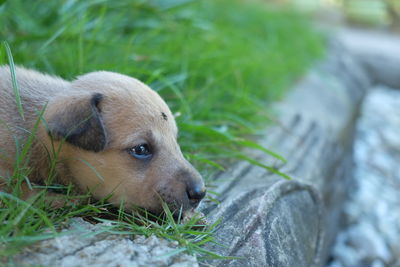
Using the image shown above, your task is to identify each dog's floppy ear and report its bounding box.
[47,93,107,152]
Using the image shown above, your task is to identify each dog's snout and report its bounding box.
[176,167,206,207]
[187,183,206,207]
[187,185,206,200]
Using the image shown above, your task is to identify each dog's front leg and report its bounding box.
[21,182,87,208]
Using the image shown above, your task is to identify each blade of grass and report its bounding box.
[2,41,24,120]
[234,138,287,163]
[233,152,292,180]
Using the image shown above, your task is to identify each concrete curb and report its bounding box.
[201,31,382,265]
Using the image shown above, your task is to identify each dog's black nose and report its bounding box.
[187,185,206,206]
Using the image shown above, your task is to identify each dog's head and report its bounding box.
[43,71,205,215]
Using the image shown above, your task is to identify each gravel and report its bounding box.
[329,86,400,267]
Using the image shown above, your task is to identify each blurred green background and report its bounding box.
[279,0,400,28]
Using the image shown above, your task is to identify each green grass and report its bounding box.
[0,0,325,263]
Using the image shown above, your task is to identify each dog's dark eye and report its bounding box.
[128,144,152,160]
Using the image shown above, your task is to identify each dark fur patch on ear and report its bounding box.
[47,93,107,152]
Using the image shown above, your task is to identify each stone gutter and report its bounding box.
[13,29,400,267]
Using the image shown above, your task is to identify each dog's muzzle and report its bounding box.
[187,183,206,208]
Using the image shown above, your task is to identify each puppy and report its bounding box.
[0,66,206,215]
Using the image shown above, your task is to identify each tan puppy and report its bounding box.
[0,66,206,215]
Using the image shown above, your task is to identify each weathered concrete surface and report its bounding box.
[202,181,323,266]
[328,87,400,267]
[15,218,198,267]
[338,29,400,88]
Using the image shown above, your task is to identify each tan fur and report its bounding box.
[0,66,205,214]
